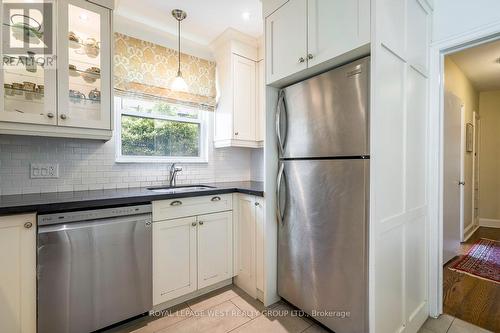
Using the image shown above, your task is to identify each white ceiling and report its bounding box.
[450,39,500,92]
[114,0,263,46]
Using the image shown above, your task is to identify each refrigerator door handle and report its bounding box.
[275,90,287,156]
[276,162,286,224]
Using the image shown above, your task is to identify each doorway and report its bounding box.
[439,39,500,332]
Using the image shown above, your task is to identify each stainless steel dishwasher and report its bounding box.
[37,205,152,333]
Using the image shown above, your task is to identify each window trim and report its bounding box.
[114,96,209,164]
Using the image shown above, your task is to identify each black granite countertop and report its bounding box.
[0,181,264,215]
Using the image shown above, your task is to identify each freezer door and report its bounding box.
[277,159,368,333]
[277,57,369,158]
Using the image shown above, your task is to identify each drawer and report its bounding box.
[153,194,232,221]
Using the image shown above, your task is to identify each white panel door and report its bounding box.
[153,217,197,305]
[0,213,36,333]
[371,0,431,332]
[197,211,233,289]
[265,0,307,83]
[234,194,257,297]
[233,54,256,141]
[443,92,464,264]
[307,0,370,67]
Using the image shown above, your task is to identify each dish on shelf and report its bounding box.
[23,81,36,92]
[82,66,101,83]
[69,64,80,77]
[69,89,86,101]
[69,31,81,49]
[88,88,101,101]
[83,38,100,58]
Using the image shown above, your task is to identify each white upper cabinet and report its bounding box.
[211,29,264,148]
[233,54,257,141]
[265,0,371,85]
[307,0,370,67]
[197,211,233,289]
[0,213,36,333]
[57,0,111,130]
[0,0,113,140]
[265,0,308,84]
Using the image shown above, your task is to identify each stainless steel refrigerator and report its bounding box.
[276,56,369,333]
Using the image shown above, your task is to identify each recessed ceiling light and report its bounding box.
[242,11,251,21]
[79,13,88,21]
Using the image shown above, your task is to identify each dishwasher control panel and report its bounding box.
[38,204,152,226]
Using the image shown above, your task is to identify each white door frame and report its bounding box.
[470,111,481,235]
[428,25,500,317]
[459,104,465,242]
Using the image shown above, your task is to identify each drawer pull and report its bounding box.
[211,196,221,202]
[192,222,197,227]
[24,222,33,229]
[199,221,204,226]
[170,200,183,206]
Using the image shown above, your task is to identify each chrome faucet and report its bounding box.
[169,163,183,187]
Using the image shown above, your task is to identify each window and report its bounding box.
[115,96,208,163]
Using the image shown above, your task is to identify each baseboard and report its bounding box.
[151,278,233,312]
[463,224,480,241]
[478,218,500,228]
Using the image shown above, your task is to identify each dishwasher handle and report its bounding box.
[38,214,152,234]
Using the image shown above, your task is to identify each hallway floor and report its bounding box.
[443,227,500,332]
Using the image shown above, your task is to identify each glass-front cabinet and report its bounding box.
[0,0,57,125]
[57,0,110,129]
[0,0,112,139]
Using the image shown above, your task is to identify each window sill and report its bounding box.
[115,156,209,164]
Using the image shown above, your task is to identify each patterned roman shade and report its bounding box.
[114,33,216,111]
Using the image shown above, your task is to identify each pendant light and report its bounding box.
[170,9,188,92]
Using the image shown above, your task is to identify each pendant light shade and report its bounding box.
[170,9,188,92]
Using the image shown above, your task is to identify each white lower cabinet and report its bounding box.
[152,195,234,306]
[233,194,265,299]
[197,212,233,289]
[0,213,36,333]
[153,216,197,305]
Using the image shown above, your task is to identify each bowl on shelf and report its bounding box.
[69,31,81,49]
[88,88,101,101]
[83,38,100,58]
[82,66,100,83]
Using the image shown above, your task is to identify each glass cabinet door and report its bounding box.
[0,0,57,125]
[57,0,110,130]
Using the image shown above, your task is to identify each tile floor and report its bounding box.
[104,286,493,333]
[419,314,494,333]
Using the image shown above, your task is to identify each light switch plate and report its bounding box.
[30,163,59,179]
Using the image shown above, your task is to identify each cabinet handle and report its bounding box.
[298,57,305,63]
[307,54,314,60]
[170,200,183,206]
[191,222,197,227]
[60,114,67,120]
[211,196,221,202]
[235,132,239,136]
[24,222,33,229]
[47,113,54,118]
[199,221,204,226]
[255,202,260,207]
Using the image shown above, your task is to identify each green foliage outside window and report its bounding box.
[121,115,200,157]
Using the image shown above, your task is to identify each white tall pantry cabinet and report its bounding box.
[0,214,36,333]
[262,0,432,332]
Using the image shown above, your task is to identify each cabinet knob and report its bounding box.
[199,221,204,226]
[170,200,182,206]
[234,132,239,136]
[191,222,197,227]
[24,222,33,229]
[211,196,221,202]
[307,54,314,60]
[255,202,260,207]
[47,112,54,118]
[298,57,305,63]
[60,114,67,120]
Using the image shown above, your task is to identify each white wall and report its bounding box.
[433,0,500,43]
[0,113,255,196]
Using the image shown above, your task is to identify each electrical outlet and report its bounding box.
[30,163,59,179]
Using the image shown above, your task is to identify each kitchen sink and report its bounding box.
[147,185,215,194]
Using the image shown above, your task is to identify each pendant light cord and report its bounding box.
[177,19,181,74]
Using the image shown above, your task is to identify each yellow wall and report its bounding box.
[478,90,500,220]
[444,57,479,229]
